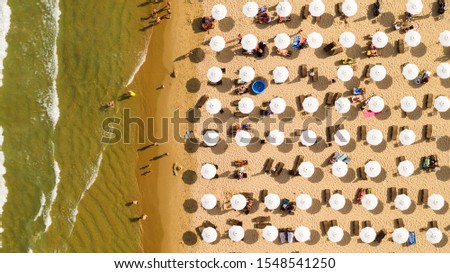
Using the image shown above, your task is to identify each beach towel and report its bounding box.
[293,36,301,49]
[363,110,376,118]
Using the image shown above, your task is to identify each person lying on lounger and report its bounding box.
[278,16,291,23]
[276,48,292,57]
[235,84,249,95]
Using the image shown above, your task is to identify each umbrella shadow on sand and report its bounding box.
[371,168,387,183]
[339,199,353,214]
[219,17,235,32]
[340,168,356,183]
[370,140,387,153]
[216,47,235,63]
[244,229,259,244]
[401,201,417,215]
[184,138,200,153]
[186,77,201,93]
[337,231,352,246]
[437,136,450,151]
[308,168,324,183]
[369,201,384,215]
[306,198,322,214]
[306,229,321,245]
[182,231,198,246]
[436,166,450,181]
[183,198,198,213]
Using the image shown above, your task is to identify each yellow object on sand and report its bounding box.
[129,91,136,97]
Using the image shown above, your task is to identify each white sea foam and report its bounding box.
[43,158,60,231]
[125,36,151,87]
[0,127,7,215]
[33,192,46,221]
[0,0,11,87]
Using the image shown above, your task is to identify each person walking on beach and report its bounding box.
[140,214,148,221]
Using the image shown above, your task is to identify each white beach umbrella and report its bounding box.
[274,33,291,49]
[339,31,356,48]
[398,160,414,177]
[203,130,220,147]
[335,97,351,114]
[265,193,281,210]
[298,162,315,178]
[361,194,378,211]
[400,96,417,112]
[402,64,420,80]
[370,65,387,81]
[296,194,313,210]
[201,194,217,210]
[242,2,259,18]
[309,0,325,17]
[307,32,323,49]
[209,36,225,52]
[426,228,443,244]
[201,163,217,179]
[269,97,287,114]
[342,0,358,17]
[337,65,353,82]
[366,129,383,146]
[329,193,346,210]
[365,161,381,178]
[392,228,409,244]
[368,95,385,112]
[395,194,412,211]
[262,225,278,242]
[238,97,255,114]
[334,129,351,146]
[406,0,423,15]
[268,129,285,146]
[273,66,289,83]
[205,98,222,114]
[436,63,450,79]
[434,96,450,112]
[211,4,227,20]
[332,161,348,178]
[428,194,445,211]
[241,34,258,51]
[300,130,317,147]
[231,194,247,211]
[276,1,292,17]
[399,129,416,146]
[405,31,421,47]
[207,66,223,83]
[235,130,252,147]
[372,31,388,48]
[327,226,344,243]
[360,227,376,243]
[202,227,218,243]
[229,225,245,242]
[439,30,450,47]
[303,96,319,114]
[239,66,255,83]
[294,226,311,242]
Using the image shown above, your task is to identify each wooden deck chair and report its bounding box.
[334,190,343,194]
[425,124,433,141]
[323,42,337,53]
[351,221,360,236]
[311,67,318,82]
[362,221,372,228]
[330,220,338,227]
[336,3,343,16]
[323,189,331,204]
[359,125,367,141]
[259,189,268,202]
[297,95,306,111]
[388,187,397,202]
[241,192,254,200]
[234,111,247,117]
[398,39,405,53]
[329,47,344,56]
[254,222,271,229]
[359,167,368,180]
[430,220,438,228]
[375,229,386,243]
[252,216,270,223]
[325,92,334,107]
[300,64,308,78]
[399,188,408,195]
[321,221,331,234]
[290,155,304,176]
[326,126,335,143]
[391,125,399,141]
[426,94,434,109]
[227,219,243,226]
[365,64,374,78]
[263,158,274,173]
[195,95,209,108]
[422,189,429,205]
[332,93,342,104]
[274,162,284,176]
[303,5,310,19]
[396,218,405,228]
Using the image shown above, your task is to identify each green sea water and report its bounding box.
[0,0,153,252]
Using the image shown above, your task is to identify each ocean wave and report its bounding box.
[0,127,7,215]
[125,36,151,87]
[43,157,61,231]
[0,0,11,87]
[33,192,46,222]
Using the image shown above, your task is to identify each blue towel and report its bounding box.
[292,36,301,49]
[407,232,416,245]
[338,154,348,161]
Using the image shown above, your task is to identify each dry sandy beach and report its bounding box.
[134,0,450,253]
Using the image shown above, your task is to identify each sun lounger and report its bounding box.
[326,126,335,143]
[375,229,386,243]
[426,94,434,109]
[395,218,405,228]
[234,111,248,117]
[195,95,209,108]
[263,158,274,173]
[359,167,368,180]
[351,221,360,236]
[303,5,310,19]
[274,162,284,176]
[336,3,343,16]
[325,92,334,107]
[430,220,438,228]
[407,232,416,246]
[227,219,243,226]
[388,187,397,202]
[362,221,372,228]
[398,39,406,53]
[422,189,429,205]
[297,95,306,111]
[323,42,337,53]
[425,124,433,141]
[329,47,344,56]
[332,93,342,105]
[241,192,254,200]
[399,188,408,195]
[391,125,399,141]
[321,221,331,234]
[359,125,367,141]
[287,229,294,243]
[290,155,304,176]
[279,230,287,244]
[259,189,268,202]
[252,216,270,223]
[208,80,222,86]
[300,64,308,78]
[323,189,331,204]
[365,64,374,78]
[254,222,271,229]
[330,220,338,227]
[311,67,318,82]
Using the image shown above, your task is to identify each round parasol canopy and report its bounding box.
[342,0,358,17]
[361,194,378,211]
[398,160,414,177]
[399,129,416,146]
[365,161,381,178]
[239,66,255,82]
[372,31,389,48]
[235,130,252,147]
[241,34,258,50]
[428,194,445,211]
[268,129,285,146]
[370,65,387,81]
[203,130,220,147]
[339,31,356,48]
[329,193,346,210]
[303,96,319,113]
[405,30,421,47]
[274,33,291,49]
[231,194,247,211]
[201,163,217,179]
[335,97,351,114]
[265,193,281,210]
[309,0,325,17]
[337,65,353,82]
[298,162,315,178]
[269,97,287,114]
[207,66,223,83]
[273,66,289,83]
[392,228,409,244]
[205,98,222,114]
[307,32,323,48]
[238,97,255,114]
[395,194,412,211]
[201,194,217,210]
[360,227,376,243]
[332,161,348,178]
[262,225,279,242]
[436,62,450,79]
[334,129,351,146]
[211,4,227,20]
[426,228,443,244]
[327,226,344,243]
[296,194,313,210]
[300,130,317,146]
[439,30,450,47]
[209,36,225,52]
[406,0,423,15]
[366,129,383,146]
[434,96,450,112]
[202,227,218,243]
[402,63,419,80]
[229,225,245,242]
[243,2,259,18]
[294,226,311,242]
[276,1,292,16]
[368,95,385,112]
